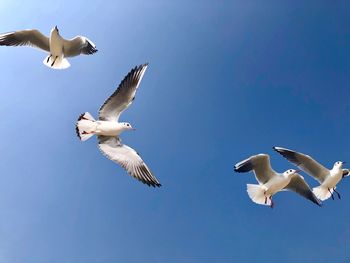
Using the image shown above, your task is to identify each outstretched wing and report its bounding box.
[284,174,322,206]
[99,64,148,121]
[234,154,276,184]
[273,147,329,183]
[0,29,49,51]
[98,136,161,187]
[63,36,97,57]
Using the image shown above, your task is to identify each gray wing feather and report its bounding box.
[284,174,322,206]
[98,136,161,187]
[0,29,49,51]
[98,64,148,121]
[63,36,97,57]
[273,147,329,183]
[234,154,276,184]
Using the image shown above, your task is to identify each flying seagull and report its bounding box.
[0,26,97,69]
[234,153,321,208]
[76,63,161,187]
[274,147,349,201]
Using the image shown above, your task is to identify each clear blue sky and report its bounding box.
[0,1,349,262]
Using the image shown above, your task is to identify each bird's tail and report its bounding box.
[76,112,96,141]
[246,184,271,206]
[43,55,70,69]
[313,186,333,201]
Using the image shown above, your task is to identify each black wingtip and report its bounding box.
[137,63,148,70]
[147,182,161,188]
[311,195,323,207]
[75,125,81,140]
[315,199,323,207]
[75,113,85,140]
[233,159,253,173]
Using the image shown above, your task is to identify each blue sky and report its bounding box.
[0,1,350,262]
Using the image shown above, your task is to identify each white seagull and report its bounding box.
[76,63,161,187]
[0,26,97,69]
[274,147,349,201]
[234,153,321,208]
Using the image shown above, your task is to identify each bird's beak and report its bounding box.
[295,170,301,173]
[132,128,136,131]
[55,25,58,31]
[343,161,346,164]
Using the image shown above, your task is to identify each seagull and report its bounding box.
[274,147,349,201]
[234,153,321,208]
[76,63,161,187]
[0,26,97,69]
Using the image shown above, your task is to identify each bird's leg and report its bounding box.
[328,188,334,200]
[264,191,267,204]
[269,196,274,209]
[51,56,58,67]
[47,54,52,63]
[333,188,341,199]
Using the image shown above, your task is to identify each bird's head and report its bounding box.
[122,122,135,131]
[51,26,59,35]
[333,161,345,169]
[283,169,299,178]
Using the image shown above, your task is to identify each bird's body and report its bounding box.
[323,168,343,189]
[76,64,161,187]
[49,28,63,57]
[45,27,69,69]
[79,120,127,137]
[274,147,348,201]
[95,121,125,136]
[312,166,343,201]
[0,26,97,69]
[264,174,291,196]
[234,153,321,208]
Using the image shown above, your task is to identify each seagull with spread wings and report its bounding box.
[0,26,97,69]
[76,63,161,187]
[274,147,349,201]
[234,153,321,208]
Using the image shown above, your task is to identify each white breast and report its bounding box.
[95,121,122,136]
[265,176,290,195]
[49,33,64,56]
[323,169,342,188]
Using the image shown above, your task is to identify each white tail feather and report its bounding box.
[76,112,96,141]
[43,55,70,70]
[313,186,333,201]
[246,184,271,206]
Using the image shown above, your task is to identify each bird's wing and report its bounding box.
[98,64,148,121]
[234,154,276,184]
[0,29,49,51]
[98,136,161,187]
[342,169,350,178]
[273,147,329,183]
[284,173,322,206]
[63,36,97,57]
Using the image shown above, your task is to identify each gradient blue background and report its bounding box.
[0,1,349,262]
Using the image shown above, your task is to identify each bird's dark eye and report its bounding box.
[289,169,292,172]
[127,124,130,126]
